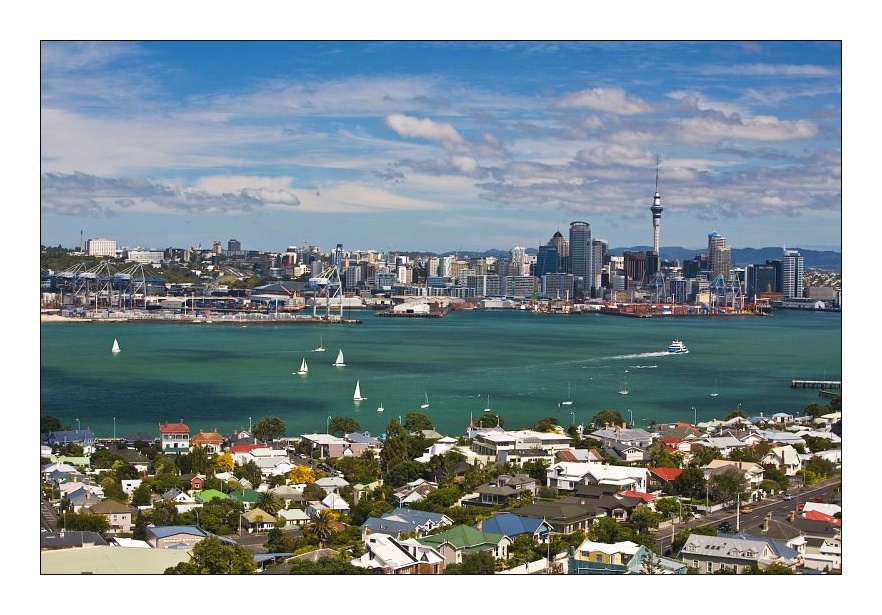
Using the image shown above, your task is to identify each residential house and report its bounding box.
[393,478,437,507]
[703,460,765,497]
[603,442,650,465]
[362,508,454,540]
[190,429,225,454]
[555,448,605,464]
[40,530,109,551]
[277,507,311,529]
[695,434,751,457]
[646,467,683,493]
[87,499,136,534]
[477,512,552,543]
[45,429,97,450]
[472,473,537,506]
[470,428,571,463]
[299,432,371,459]
[270,484,306,509]
[158,422,190,453]
[228,488,260,510]
[415,435,458,463]
[114,448,150,473]
[351,532,445,574]
[416,525,511,567]
[761,444,802,477]
[590,425,654,448]
[506,500,599,534]
[678,533,798,574]
[569,539,687,574]
[351,479,384,505]
[144,525,208,549]
[120,479,143,497]
[195,489,229,504]
[567,484,650,522]
[315,476,350,494]
[66,487,102,513]
[241,507,277,533]
[161,487,201,513]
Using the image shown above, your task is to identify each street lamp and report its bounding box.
[76,418,80,432]
[570,411,575,426]
[627,409,633,426]
[692,406,696,425]
[113,417,116,439]
[326,416,332,434]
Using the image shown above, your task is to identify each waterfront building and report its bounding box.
[542,272,574,300]
[125,249,163,266]
[159,422,190,453]
[86,237,117,257]
[535,244,560,278]
[569,221,593,300]
[782,248,805,298]
[467,274,502,297]
[503,275,539,299]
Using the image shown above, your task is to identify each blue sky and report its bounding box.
[40,40,842,255]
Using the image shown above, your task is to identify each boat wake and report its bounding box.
[607,351,670,360]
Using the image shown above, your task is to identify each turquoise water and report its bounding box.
[40,309,841,439]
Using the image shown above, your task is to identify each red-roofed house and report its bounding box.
[617,490,656,504]
[647,467,683,493]
[191,429,225,454]
[159,422,190,453]
[804,510,842,527]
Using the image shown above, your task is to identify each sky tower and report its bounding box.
[650,156,663,255]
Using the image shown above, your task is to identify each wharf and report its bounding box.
[791,379,841,389]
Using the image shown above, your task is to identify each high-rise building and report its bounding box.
[623,251,647,285]
[781,248,804,298]
[86,238,117,257]
[535,244,560,278]
[707,232,731,279]
[569,221,593,299]
[228,239,241,255]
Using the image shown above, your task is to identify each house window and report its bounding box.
[706,561,712,573]
[595,554,603,563]
[692,559,699,568]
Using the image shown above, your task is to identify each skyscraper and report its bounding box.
[708,232,731,279]
[569,221,593,299]
[781,248,804,298]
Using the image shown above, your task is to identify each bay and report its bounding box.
[40,309,842,440]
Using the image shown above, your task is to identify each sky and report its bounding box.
[40,39,843,256]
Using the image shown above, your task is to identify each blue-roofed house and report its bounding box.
[477,512,552,542]
[45,429,96,450]
[144,525,208,550]
[362,507,453,540]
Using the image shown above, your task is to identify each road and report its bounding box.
[652,476,841,555]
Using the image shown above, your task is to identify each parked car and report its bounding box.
[717,521,732,533]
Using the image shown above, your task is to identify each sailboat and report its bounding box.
[353,379,366,401]
[483,394,492,413]
[295,357,308,375]
[377,401,385,413]
[420,392,430,409]
[314,336,326,352]
[560,382,574,407]
[333,349,345,367]
[618,374,629,395]
[710,380,719,397]
[111,338,121,354]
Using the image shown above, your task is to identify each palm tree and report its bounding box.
[310,509,338,549]
[256,490,283,515]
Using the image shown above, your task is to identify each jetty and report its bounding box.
[791,379,841,389]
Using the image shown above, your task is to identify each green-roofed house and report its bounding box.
[196,489,230,504]
[229,488,260,510]
[416,524,512,566]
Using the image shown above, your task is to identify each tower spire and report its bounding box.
[650,156,663,255]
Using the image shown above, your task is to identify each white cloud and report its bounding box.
[385,113,468,150]
[553,87,655,115]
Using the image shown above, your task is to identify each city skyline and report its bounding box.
[40,40,842,255]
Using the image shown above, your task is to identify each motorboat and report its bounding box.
[667,340,689,354]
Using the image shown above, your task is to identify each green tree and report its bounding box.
[379,419,409,476]
[475,413,504,428]
[588,517,634,543]
[41,415,63,435]
[708,468,748,505]
[100,476,128,504]
[521,459,550,483]
[628,505,660,534]
[669,466,707,499]
[285,558,371,574]
[403,412,434,433]
[532,416,561,433]
[165,536,257,574]
[256,490,283,515]
[60,511,110,533]
[444,550,496,574]
[131,483,153,507]
[234,460,262,486]
[309,509,338,549]
[592,410,624,428]
[328,416,361,437]
[253,416,287,443]
[689,445,721,467]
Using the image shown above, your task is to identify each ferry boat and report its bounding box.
[667,340,689,354]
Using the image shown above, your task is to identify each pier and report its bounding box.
[791,379,841,389]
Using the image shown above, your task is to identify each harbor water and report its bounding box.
[40,308,842,440]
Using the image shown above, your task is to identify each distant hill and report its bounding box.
[448,246,841,271]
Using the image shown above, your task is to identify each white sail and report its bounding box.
[420,392,430,409]
[296,358,308,375]
[315,336,326,352]
[353,379,366,401]
[333,349,345,367]
[111,338,121,353]
[560,382,573,406]
[377,402,384,413]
